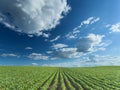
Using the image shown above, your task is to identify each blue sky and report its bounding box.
[0,0,120,67]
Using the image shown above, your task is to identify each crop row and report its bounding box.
[0,66,120,90]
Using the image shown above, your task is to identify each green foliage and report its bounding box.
[0,66,57,90]
[0,66,120,90]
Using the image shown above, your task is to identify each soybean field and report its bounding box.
[0,66,120,90]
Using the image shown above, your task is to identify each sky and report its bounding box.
[0,0,120,67]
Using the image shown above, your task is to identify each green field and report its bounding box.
[0,66,120,90]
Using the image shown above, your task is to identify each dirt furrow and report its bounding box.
[62,72,76,90]
[62,73,70,90]
[42,74,54,87]
[56,69,61,90]
[63,71,84,90]
[37,73,54,90]
[47,72,58,90]
[63,71,89,90]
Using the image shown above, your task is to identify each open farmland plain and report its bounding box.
[0,66,120,90]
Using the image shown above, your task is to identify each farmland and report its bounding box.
[0,66,120,90]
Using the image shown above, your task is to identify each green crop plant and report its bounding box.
[0,66,120,90]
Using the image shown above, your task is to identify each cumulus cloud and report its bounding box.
[47,55,120,67]
[55,47,82,59]
[25,47,32,50]
[1,53,19,58]
[51,43,83,59]
[28,53,49,60]
[83,55,120,66]
[66,17,100,39]
[109,23,120,33]
[0,0,70,36]
[52,33,108,59]
[52,43,68,50]
[76,33,105,53]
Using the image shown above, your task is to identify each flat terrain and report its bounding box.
[0,66,120,90]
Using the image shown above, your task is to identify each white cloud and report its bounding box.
[90,17,100,24]
[0,13,15,29]
[66,17,100,39]
[50,35,61,42]
[81,17,100,25]
[50,57,59,60]
[52,34,108,59]
[52,43,68,50]
[0,0,70,36]
[1,53,19,58]
[32,63,38,66]
[46,51,53,54]
[105,24,111,28]
[83,55,120,66]
[55,47,82,59]
[51,33,110,60]
[45,55,120,67]
[60,48,77,52]
[42,33,50,38]
[82,17,94,25]
[76,33,105,53]
[28,53,49,60]
[28,34,34,38]
[25,47,32,50]
[66,31,78,39]
[109,23,120,33]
